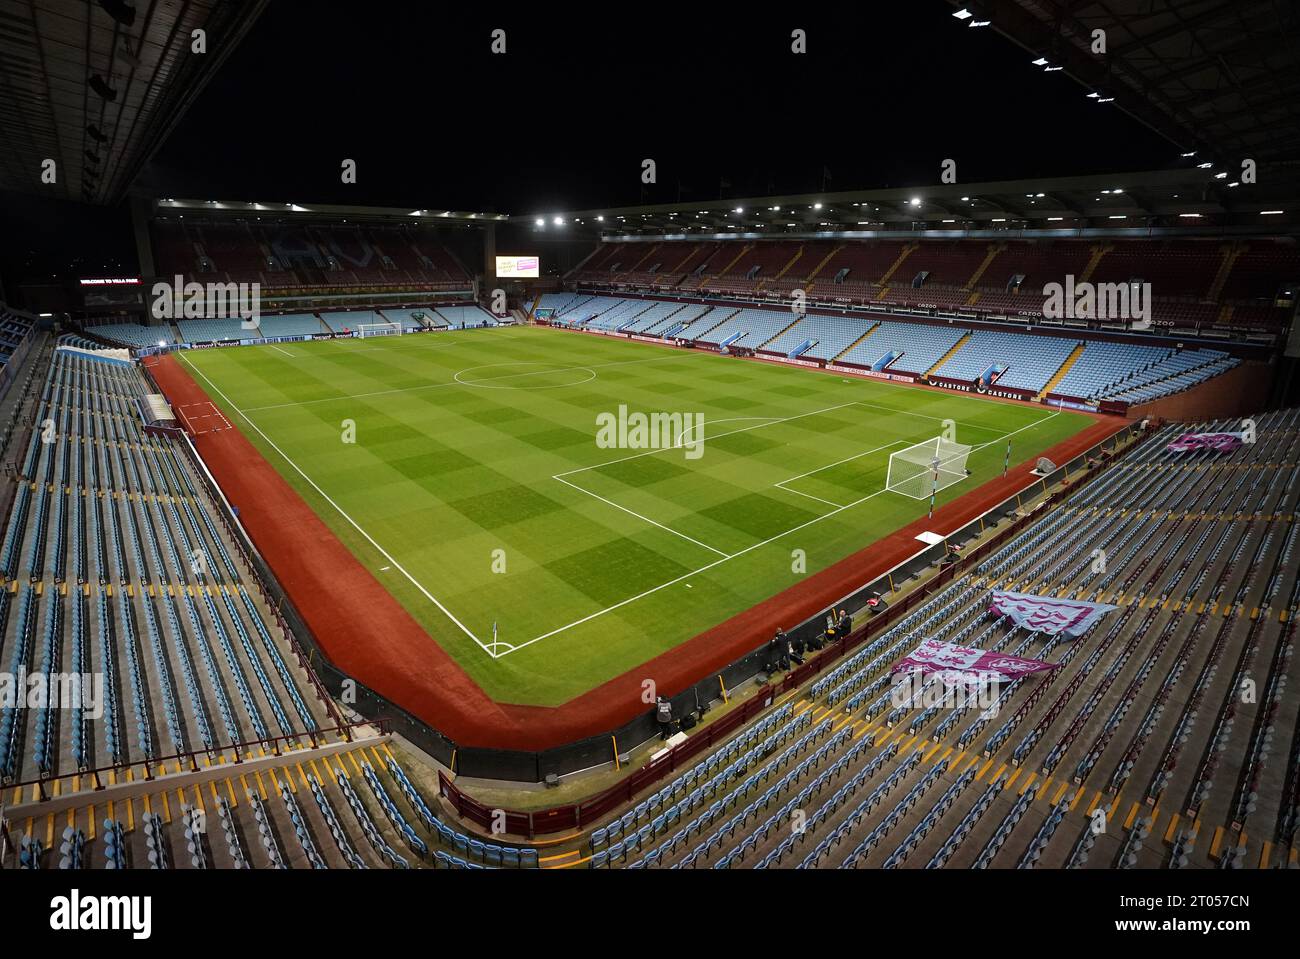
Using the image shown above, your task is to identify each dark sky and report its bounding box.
[3,1,1178,290]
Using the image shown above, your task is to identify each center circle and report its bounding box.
[453,362,596,390]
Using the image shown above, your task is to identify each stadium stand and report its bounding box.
[576,409,1300,869]
[574,237,1298,336]
[0,344,544,871]
[256,313,327,338]
[85,322,176,349]
[547,288,1251,406]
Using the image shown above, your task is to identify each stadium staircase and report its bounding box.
[803,244,845,286]
[684,307,738,341]
[1207,243,1245,302]
[830,322,880,362]
[1079,243,1110,284]
[765,245,805,287]
[878,243,919,285]
[1036,341,1087,400]
[527,291,543,321]
[708,244,755,286]
[758,313,809,350]
[924,332,972,377]
[964,243,1005,290]
[628,243,662,274]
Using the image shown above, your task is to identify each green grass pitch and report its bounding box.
[179,325,1092,706]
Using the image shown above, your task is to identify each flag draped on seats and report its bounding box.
[890,639,1058,686]
[988,590,1117,637]
[1165,432,1244,453]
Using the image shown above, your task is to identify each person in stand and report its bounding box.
[838,608,853,637]
[656,696,674,740]
[768,628,790,672]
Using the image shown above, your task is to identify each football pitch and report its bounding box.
[177,325,1093,706]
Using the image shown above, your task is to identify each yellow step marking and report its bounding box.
[1163,814,1180,843]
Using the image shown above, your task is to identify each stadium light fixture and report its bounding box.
[910,198,921,206]
[1031,58,1048,66]
[1228,182,1240,187]
[1108,215,1126,219]
[534,218,545,227]
[1086,91,1100,98]
[1178,213,1202,218]
[952,8,972,18]
[1214,171,1228,179]
[553,216,564,225]
[1047,216,1064,221]
[596,215,603,221]
[1181,151,1197,157]
[960,196,970,201]
[1197,161,1213,169]
[1044,66,1063,72]
[1097,97,1114,103]
[1260,210,1284,215]
[733,207,744,213]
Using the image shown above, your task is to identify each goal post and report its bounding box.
[357,320,403,338]
[887,436,972,499]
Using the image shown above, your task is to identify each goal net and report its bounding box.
[357,320,403,338]
[887,437,972,499]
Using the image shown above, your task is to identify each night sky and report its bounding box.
[2,2,1177,291]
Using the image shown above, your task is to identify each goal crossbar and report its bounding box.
[357,321,404,338]
[886,436,972,499]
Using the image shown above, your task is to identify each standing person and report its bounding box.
[838,608,853,637]
[656,696,674,740]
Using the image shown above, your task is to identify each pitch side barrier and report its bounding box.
[146,333,1140,798]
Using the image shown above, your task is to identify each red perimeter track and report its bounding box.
[146,352,1126,751]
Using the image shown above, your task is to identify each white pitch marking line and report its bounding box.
[268,344,296,357]
[505,411,1065,656]
[776,440,909,484]
[774,484,847,509]
[241,351,705,413]
[553,475,731,558]
[554,401,862,479]
[178,351,499,658]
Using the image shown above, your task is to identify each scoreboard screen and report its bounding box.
[496,255,539,278]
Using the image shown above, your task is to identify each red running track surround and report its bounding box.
[145,352,1125,751]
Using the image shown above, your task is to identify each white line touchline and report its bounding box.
[268,345,295,357]
[553,475,731,558]
[240,351,705,412]
[179,352,496,657]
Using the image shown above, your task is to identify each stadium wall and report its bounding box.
[1126,359,1274,422]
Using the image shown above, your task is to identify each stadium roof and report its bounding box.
[150,197,509,227]
[0,0,267,205]
[524,168,1298,237]
[945,0,1300,163]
